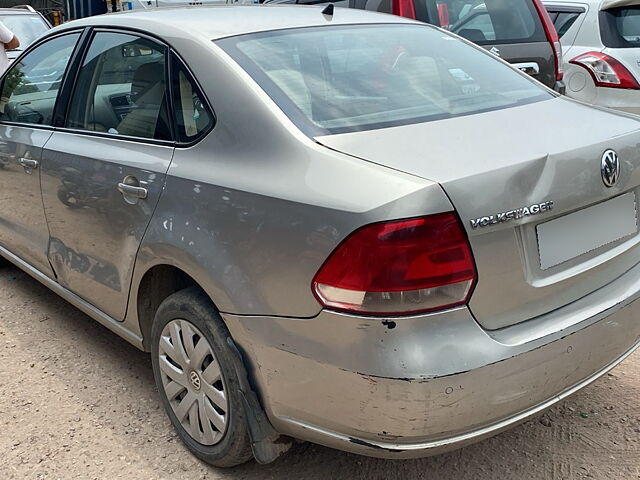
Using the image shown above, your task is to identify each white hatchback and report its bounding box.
[545,0,640,115]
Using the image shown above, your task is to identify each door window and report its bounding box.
[170,55,213,143]
[0,33,80,125]
[66,32,171,140]
[547,11,581,38]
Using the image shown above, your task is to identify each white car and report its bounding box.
[545,0,640,114]
[0,5,51,64]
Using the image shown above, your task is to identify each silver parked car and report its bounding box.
[0,6,639,467]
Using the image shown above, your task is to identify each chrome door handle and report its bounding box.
[117,182,148,199]
[19,157,38,169]
[513,62,540,75]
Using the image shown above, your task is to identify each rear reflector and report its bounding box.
[312,213,476,316]
[570,52,640,89]
[392,0,417,19]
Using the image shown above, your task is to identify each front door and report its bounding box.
[0,32,81,276]
[41,31,174,320]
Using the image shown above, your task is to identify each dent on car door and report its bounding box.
[40,31,175,320]
[0,32,81,277]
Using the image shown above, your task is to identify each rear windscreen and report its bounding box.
[218,24,551,135]
[600,6,640,48]
[414,0,546,45]
[0,15,49,49]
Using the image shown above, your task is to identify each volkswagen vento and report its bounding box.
[0,5,639,467]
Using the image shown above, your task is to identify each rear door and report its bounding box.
[41,30,174,320]
[0,31,81,276]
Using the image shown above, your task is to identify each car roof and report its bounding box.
[0,9,42,14]
[55,5,418,41]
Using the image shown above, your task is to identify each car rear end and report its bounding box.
[593,1,640,114]
[213,19,640,457]
[551,0,640,114]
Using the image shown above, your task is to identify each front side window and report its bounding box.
[170,54,213,143]
[0,33,80,125]
[67,32,171,140]
[601,6,640,48]
[218,24,551,135]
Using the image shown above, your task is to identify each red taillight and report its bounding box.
[532,0,563,81]
[392,0,416,19]
[312,213,477,316]
[570,52,640,90]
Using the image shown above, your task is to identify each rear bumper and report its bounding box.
[223,261,640,458]
[596,88,640,116]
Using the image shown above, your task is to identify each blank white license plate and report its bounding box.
[537,192,638,270]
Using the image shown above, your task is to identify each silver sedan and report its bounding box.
[0,5,639,467]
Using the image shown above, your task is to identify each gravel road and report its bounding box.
[0,262,638,480]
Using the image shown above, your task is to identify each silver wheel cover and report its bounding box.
[158,319,228,445]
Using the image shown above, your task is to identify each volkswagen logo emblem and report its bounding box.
[601,149,620,188]
[189,371,201,391]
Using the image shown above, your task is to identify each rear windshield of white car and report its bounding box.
[217,24,552,135]
[0,14,49,50]
[601,6,640,48]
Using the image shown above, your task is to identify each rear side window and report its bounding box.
[548,11,581,38]
[418,0,546,45]
[0,33,79,125]
[170,54,214,143]
[67,32,171,140]
[601,6,640,48]
[218,24,551,135]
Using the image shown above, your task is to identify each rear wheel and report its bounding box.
[150,287,253,467]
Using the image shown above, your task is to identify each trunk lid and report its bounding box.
[316,97,640,329]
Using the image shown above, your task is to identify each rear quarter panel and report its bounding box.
[129,38,452,318]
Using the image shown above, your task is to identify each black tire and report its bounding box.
[151,287,253,467]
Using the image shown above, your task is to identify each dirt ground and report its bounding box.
[0,262,638,480]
